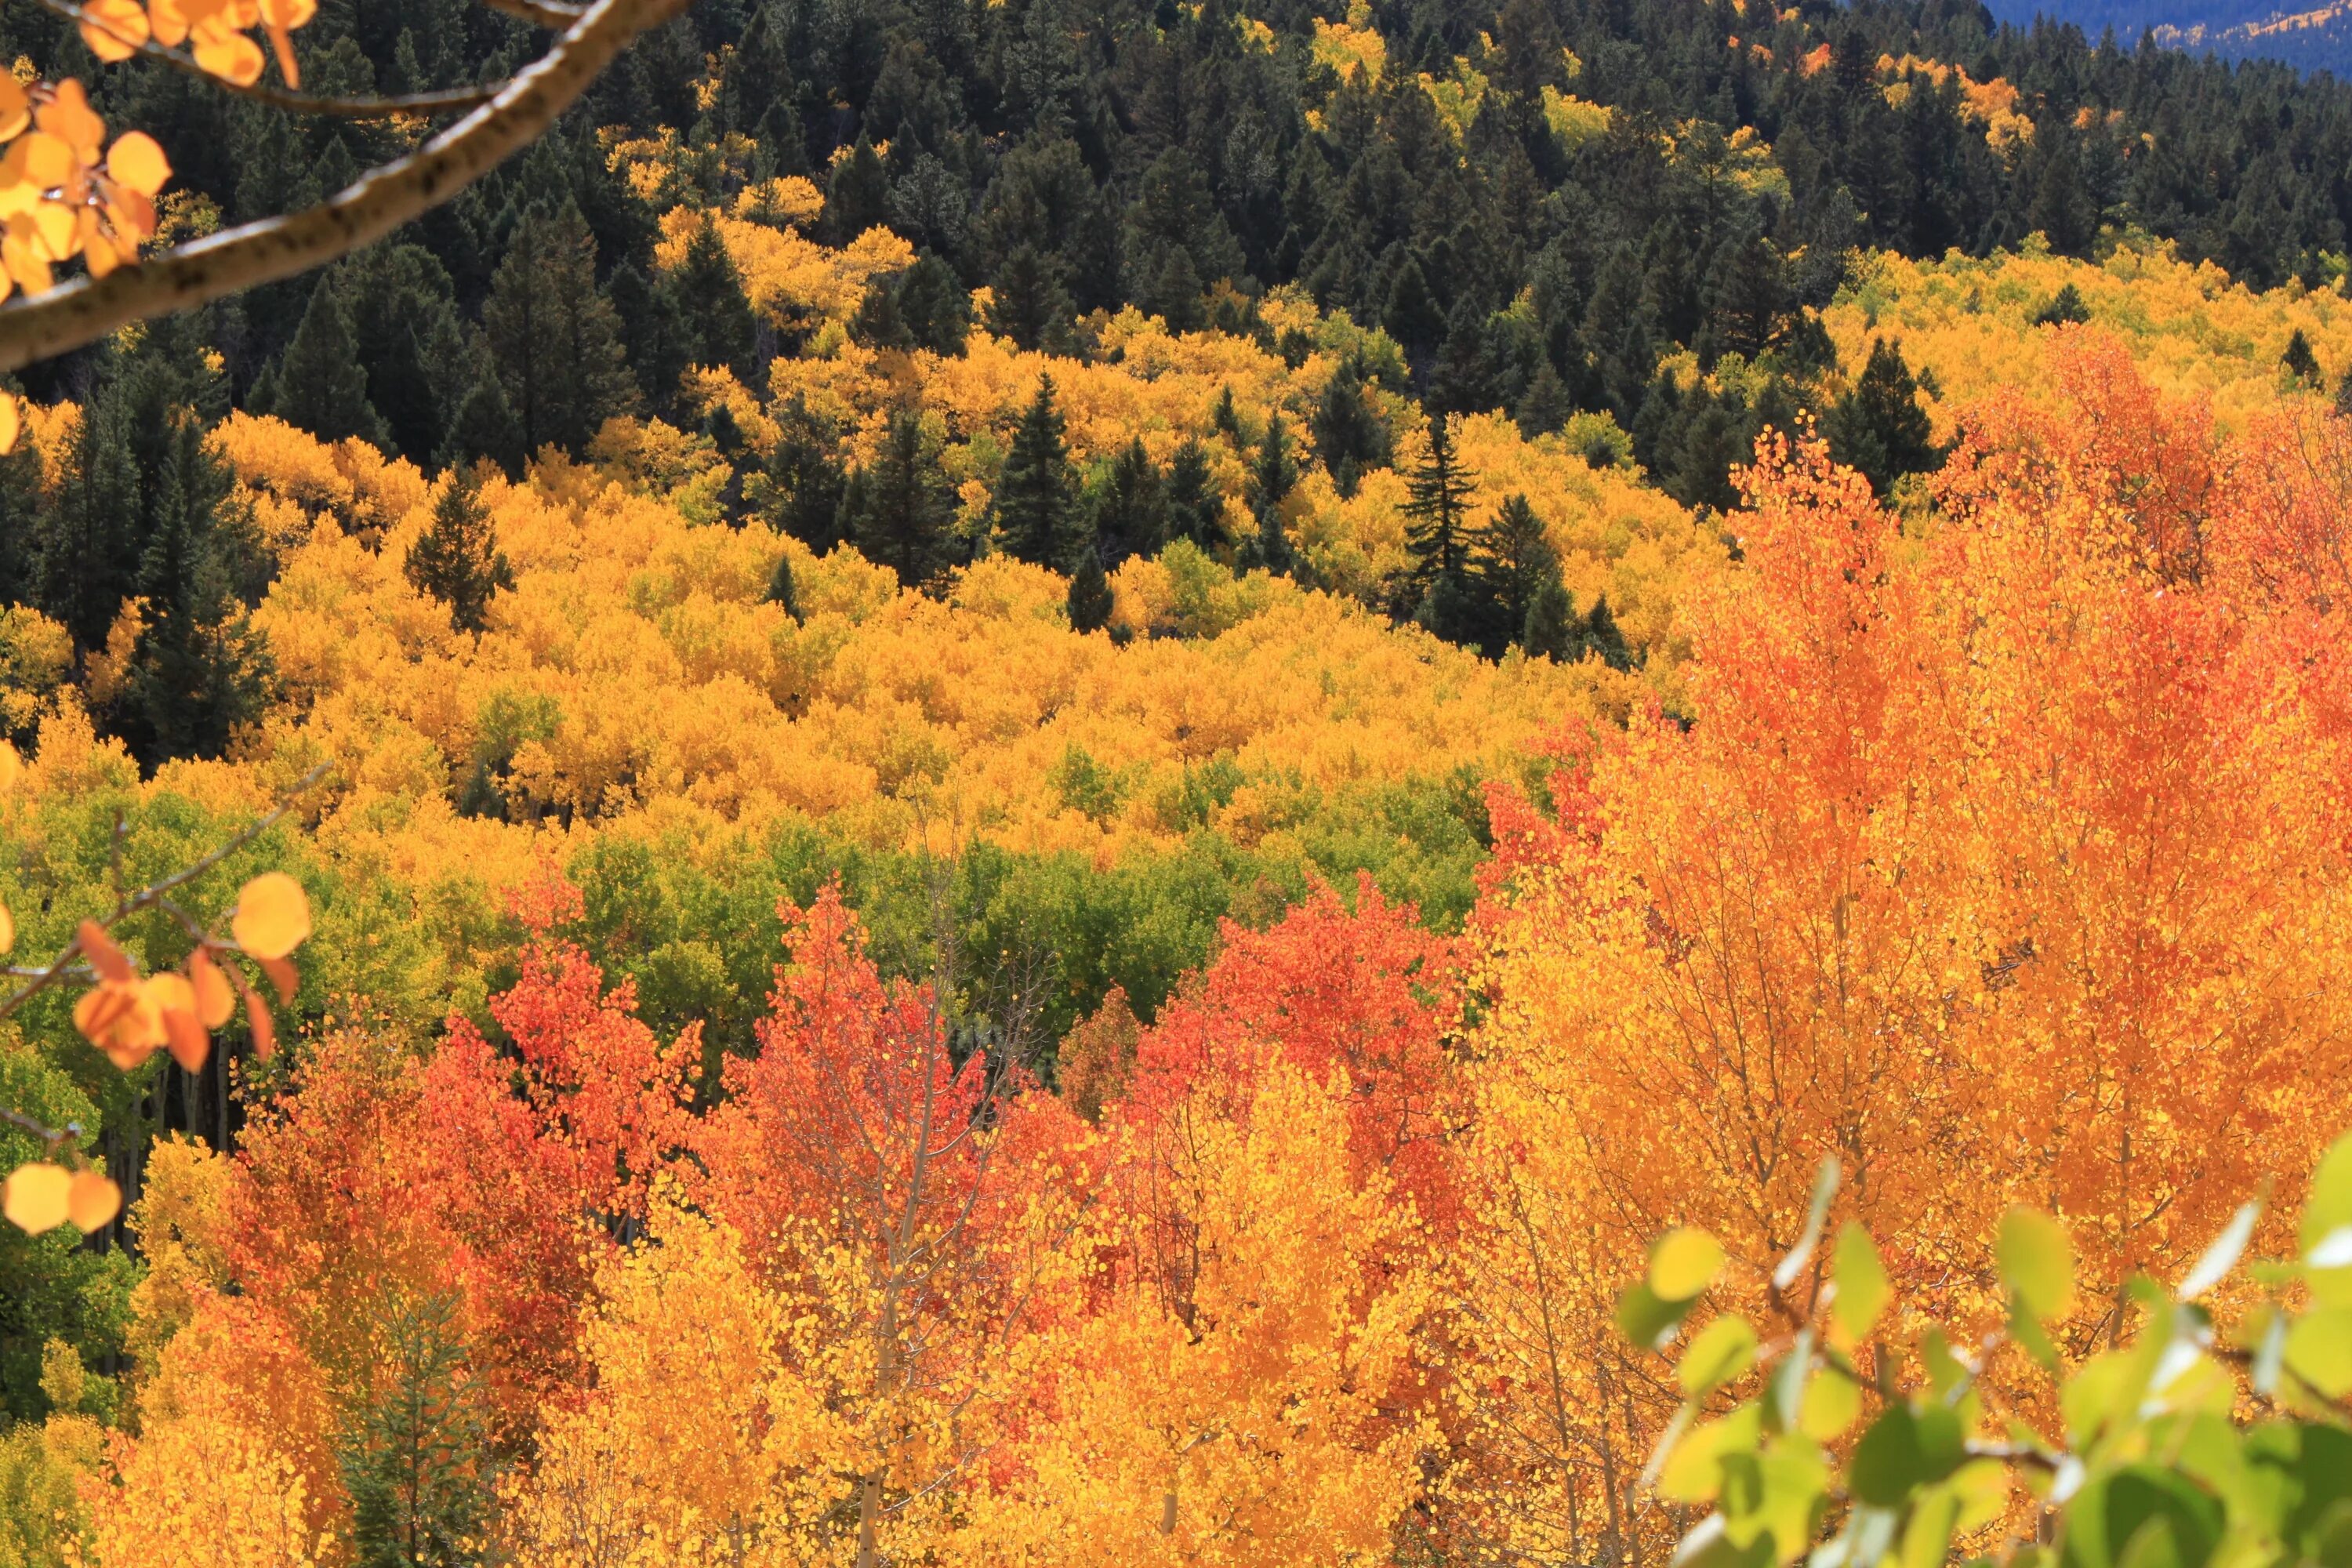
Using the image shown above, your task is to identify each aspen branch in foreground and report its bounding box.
[0,0,691,373]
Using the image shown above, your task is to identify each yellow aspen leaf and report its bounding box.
[231,872,310,960]
[0,76,27,140]
[34,82,105,165]
[106,131,169,198]
[29,198,76,264]
[192,30,263,85]
[78,209,118,277]
[148,0,190,44]
[188,947,235,1028]
[104,188,155,245]
[3,1163,71,1234]
[66,1169,120,1231]
[1650,1226,1726,1301]
[78,0,151,61]
[0,900,13,954]
[3,233,54,295]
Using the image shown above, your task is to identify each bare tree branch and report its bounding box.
[0,0,690,372]
[31,0,501,118]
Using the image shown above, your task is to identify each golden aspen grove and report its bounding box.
[6,0,2352,1562]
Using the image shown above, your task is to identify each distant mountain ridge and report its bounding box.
[1982,0,2352,74]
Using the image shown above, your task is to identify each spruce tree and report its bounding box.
[607,260,691,414]
[1066,541,1114,633]
[437,343,528,478]
[341,1294,488,1568]
[825,136,892,242]
[262,280,393,449]
[339,245,469,467]
[1166,437,1223,548]
[1513,359,1572,439]
[1581,593,1632,670]
[1521,575,1575,659]
[996,375,1076,566]
[483,201,638,456]
[1250,411,1297,524]
[1824,338,1940,499]
[35,405,142,652]
[1397,407,1477,619]
[2033,283,2092,327]
[765,550,800,618]
[848,408,957,588]
[405,471,515,634]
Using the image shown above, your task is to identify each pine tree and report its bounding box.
[36,402,142,652]
[1824,338,1940,498]
[259,281,392,449]
[342,1294,488,1568]
[848,408,957,588]
[1513,359,1572,439]
[339,245,469,466]
[483,201,639,456]
[1581,592,1631,670]
[1209,385,1245,448]
[766,550,800,618]
[1384,255,1444,359]
[662,212,759,383]
[1143,245,1204,333]
[1312,358,1388,497]
[1066,540,1114,632]
[0,416,43,608]
[1166,437,1224,548]
[607,259,691,414]
[437,343,528,478]
[996,375,1076,566]
[1521,575,1574,659]
[2033,283,2092,327]
[1397,407,1477,618]
[405,471,515,634]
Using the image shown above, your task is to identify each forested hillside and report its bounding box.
[3,0,2352,1561]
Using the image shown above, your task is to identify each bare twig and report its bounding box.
[476,0,590,27]
[31,0,500,118]
[0,0,691,372]
[0,1105,77,1147]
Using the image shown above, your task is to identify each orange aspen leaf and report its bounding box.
[235,967,275,1059]
[258,953,297,1004]
[78,919,132,984]
[77,0,151,60]
[0,901,12,955]
[188,947,235,1028]
[0,77,27,140]
[34,82,105,165]
[66,1169,121,1230]
[191,28,263,84]
[105,131,169,198]
[151,972,210,1072]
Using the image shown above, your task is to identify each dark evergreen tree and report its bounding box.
[1581,593,1632,670]
[986,245,1075,353]
[755,397,849,551]
[1066,541,1113,632]
[1824,338,1941,498]
[2033,284,2092,327]
[1142,245,1205,333]
[662,212,760,383]
[1396,408,1477,619]
[1521,575,1575,660]
[257,282,391,449]
[607,260,691,413]
[437,342,528,479]
[1312,358,1388,497]
[341,1294,488,1568]
[825,136,893,243]
[120,417,271,766]
[895,252,972,355]
[0,420,43,608]
[1384,256,1444,361]
[2284,328,2325,387]
[405,471,515,635]
[339,246,469,466]
[995,375,1076,566]
[847,408,957,587]
[765,550,800,618]
[1091,440,1168,568]
[1165,437,1224,548]
[1467,494,1563,658]
[482,202,638,456]
[1513,360,1571,439]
